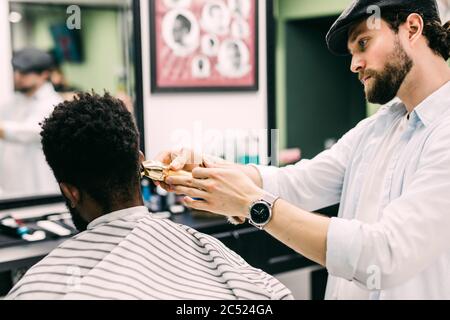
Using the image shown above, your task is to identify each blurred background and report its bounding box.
[1,0,139,200]
[9,0,136,101]
[0,0,449,300]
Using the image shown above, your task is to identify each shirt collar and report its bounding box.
[386,98,407,116]
[87,205,149,230]
[412,80,450,127]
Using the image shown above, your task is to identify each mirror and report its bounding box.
[0,0,143,201]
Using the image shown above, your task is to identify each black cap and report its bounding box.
[326,0,441,56]
[12,47,54,73]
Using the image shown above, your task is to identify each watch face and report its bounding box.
[250,202,270,225]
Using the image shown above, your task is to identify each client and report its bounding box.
[6,92,293,300]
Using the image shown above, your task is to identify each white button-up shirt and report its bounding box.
[256,81,450,300]
[0,83,61,198]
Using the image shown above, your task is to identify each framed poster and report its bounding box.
[150,0,258,92]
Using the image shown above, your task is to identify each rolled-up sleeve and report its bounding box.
[326,126,450,289]
[251,164,279,196]
[326,218,364,280]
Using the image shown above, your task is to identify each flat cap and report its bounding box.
[12,47,54,73]
[326,0,441,55]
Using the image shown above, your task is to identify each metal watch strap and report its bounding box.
[261,192,279,208]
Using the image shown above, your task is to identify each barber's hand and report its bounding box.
[155,148,204,172]
[153,148,205,191]
[0,124,4,139]
[165,159,264,220]
[153,148,232,189]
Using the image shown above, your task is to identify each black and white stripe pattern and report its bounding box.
[6,207,293,300]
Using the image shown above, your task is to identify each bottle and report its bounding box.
[141,178,152,208]
[247,133,260,165]
[155,185,168,212]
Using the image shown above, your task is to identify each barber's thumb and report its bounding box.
[203,158,218,168]
[170,158,184,170]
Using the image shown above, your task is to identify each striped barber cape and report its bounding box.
[6,206,293,300]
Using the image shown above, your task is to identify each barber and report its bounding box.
[0,48,61,197]
[156,0,450,299]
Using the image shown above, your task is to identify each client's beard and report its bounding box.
[63,196,89,232]
[363,38,413,105]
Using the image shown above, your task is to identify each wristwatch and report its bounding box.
[248,193,279,230]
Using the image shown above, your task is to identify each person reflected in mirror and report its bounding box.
[0,47,60,198]
[49,64,79,102]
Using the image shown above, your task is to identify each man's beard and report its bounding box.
[63,196,89,232]
[15,86,35,94]
[362,38,413,105]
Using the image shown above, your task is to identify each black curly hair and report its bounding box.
[40,91,141,212]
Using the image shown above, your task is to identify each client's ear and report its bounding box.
[139,150,145,164]
[60,183,80,208]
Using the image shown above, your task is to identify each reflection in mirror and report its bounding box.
[0,0,139,201]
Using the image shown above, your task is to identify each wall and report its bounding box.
[24,6,124,93]
[62,9,124,93]
[278,0,352,20]
[275,0,354,150]
[140,0,269,160]
[284,17,366,159]
[275,0,354,149]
